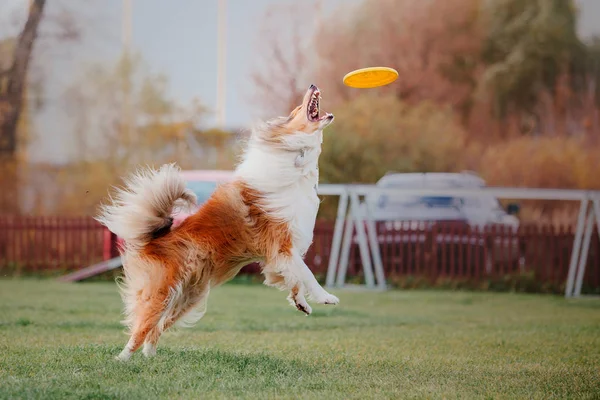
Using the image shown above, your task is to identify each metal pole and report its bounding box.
[565,199,588,297]
[325,191,349,288]
[122,0,132,49]
[350,192,375,288]
[594,197,600,238]
[363,197,387,289]
[574,196,600,297]
[336,200,355,288]
[574,210,595,297]
[216,0,227,128]
[122,0,133,154]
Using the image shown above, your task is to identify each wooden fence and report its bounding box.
[1,217,599,292]
[305,221,600,292]
[0,216,113,274]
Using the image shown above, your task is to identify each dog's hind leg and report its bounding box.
[117,305,163,361]
[142,284,211,357]
[116,280,177,362]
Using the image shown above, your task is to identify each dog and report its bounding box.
[96,84,339,361]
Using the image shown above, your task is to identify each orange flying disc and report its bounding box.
[343,67,399,89]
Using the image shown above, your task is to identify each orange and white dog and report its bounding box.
[96,84,339,361]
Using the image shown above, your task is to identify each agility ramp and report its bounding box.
[57,257,122,282]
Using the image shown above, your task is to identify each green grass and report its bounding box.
[1,279,599,399]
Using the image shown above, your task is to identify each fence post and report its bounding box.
[565,198,589,297]
[363,196,386,289]
[336,194,356,288]
[102,228,111,261]
[350,192,375,288]
[430,222,438,282]
[325,190,348,288]
[574,210,595,297]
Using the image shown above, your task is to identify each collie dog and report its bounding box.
[96,84,339,361]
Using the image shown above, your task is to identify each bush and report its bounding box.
[478,136,600,190]
[319,95,468,184]
[476,136,600,223]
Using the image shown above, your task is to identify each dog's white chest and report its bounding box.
[235,130,323,255]
[291,173,320,255]
[290,146,321,254]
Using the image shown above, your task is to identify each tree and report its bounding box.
[0,1,46,214]
[55,52,211,215]
[319,95,467,184]
[0,0,79,214]
[0,0,46,155]
[478,0,582,120]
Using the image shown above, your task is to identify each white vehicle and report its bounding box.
[357,171,524,273]
[364,171,520,230]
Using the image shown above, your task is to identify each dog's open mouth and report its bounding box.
[304,84,333,125]
[307,87,321,122]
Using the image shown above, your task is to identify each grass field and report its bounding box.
[0,279,599,399]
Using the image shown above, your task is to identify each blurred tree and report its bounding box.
[65,52,207,167]
[477,135,600,223]
[0,0,46,155]
[57,52,211,215]
[0,0,79,214]
[320,95,467,184]
[0,0,46,214]
[561,36,600,137]
[579,36,600,103]
[478,0,582,121]
[192,127,236,169]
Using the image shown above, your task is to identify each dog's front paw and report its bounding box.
[315,292,339,305]
[287,290,312,315]
[295,298,312,315]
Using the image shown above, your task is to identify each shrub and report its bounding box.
[478,136,600,190]
[320,95,468,184]
[476,136,600,224]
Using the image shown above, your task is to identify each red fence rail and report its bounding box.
[304,220,600,292]
[0,216,112,274]
[1,217,599,292]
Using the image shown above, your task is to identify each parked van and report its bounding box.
[365,171,520,230]
[358,171,524,273]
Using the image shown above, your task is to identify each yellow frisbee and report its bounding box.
[343,67,399,89]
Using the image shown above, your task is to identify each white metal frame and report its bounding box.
[317,185,600,298]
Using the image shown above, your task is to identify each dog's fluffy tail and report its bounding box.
[96,163,197,249]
